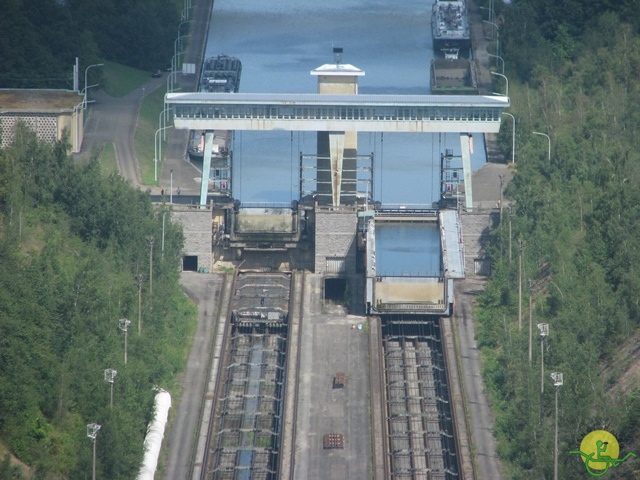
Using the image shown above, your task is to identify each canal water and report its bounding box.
[205,0,487,205]
[206,0,483,275]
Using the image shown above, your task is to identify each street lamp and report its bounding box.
[159,106,173,142]
[104,368,117,408]
[551,372,564,480]
[502,112,516,164]
[170,169,174,204]
[483,19,499,42]
[533,131,551,161]
[87,423,101,480]
[83,63,104,110]
[488,53,505,75]
[171,34,190,92]
[528,280,533,365]
[155,125,174,183]
[491,71,508,97]
[147,236,155,298]
[118,318,131,364]
[135,274,143,335]
[537,323,549,394]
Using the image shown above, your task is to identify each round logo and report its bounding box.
[578,430,620,472]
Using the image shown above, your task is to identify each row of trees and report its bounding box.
[477,1,640,478]
[0,125,196,479]
[0,0,180,89]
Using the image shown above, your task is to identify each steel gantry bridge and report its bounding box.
[165,92,510,209]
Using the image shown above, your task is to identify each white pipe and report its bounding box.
[137,390,172,480]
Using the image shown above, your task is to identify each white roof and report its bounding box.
[310,63,365,76]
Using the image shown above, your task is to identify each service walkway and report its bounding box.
[166,92,509,133]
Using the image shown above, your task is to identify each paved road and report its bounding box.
[453,2,508,479]
[77,79,163,187]
[76,0,214,197]
[455,277,504,480]
[162,272,225,480]
[293,275,372,480]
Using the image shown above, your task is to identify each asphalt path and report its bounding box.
[76,0,214,197]
[77,77,165,187]
[455,277,504,480]
[162,272,225,480]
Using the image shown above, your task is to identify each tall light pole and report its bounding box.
[147,236,155,298]
[498,174,504,222]
[533,131,551,161]
[119,318,131,364]
[491,71,508,97]
[159,106,172,142]
[502,112,516,164]
[171,34,190,92]
[518,240,523,331]
[135,274,143,335]
[483,17,499,57]
[83,63,104,110]
[104,368,117,408]
[528,280,533,365]
[87,423,101,480]
[488,53,505,74]
[551,372,564,480]
[483,19,499,41]
[155,125,174,183]
[537,323,549,394]
[170,169,174,204]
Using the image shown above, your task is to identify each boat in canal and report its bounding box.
[187,55,242,194]
[187,55,241,161]
[431,0,471,54]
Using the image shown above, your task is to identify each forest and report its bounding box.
[479,0,640,478]
[0,124,195,479]
[0,0,180,89]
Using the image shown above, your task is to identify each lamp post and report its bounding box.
[528,280,533,365]
[83,63,104,110]
[488,53,505,75]
[502,112,516,164]
[537,323,549,394]
[147,236,155,298]
[551,372,564,480]
[135,274,143,335]
[498,174,504,222]
[491,71,508,97]
[483,19,499,44]
[482,20,500,40]
[119,318,131,364]
[87,423,101,480]
[104,368,117,408]
[155,125,174,183]
[533,131,551,161]
[159,106,173,142]
[518,239,523,331]
[170,169,174,204]
[172,35,190,92]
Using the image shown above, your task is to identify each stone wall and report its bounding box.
[459,210,498,276]
[314,207,358,275]
[172,207,213,270]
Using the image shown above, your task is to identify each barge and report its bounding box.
[431,0,471,53]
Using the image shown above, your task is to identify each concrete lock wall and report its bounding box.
[172,208,213,270]
[314,208,357,275]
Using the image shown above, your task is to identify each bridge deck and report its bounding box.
[166,92,509,133]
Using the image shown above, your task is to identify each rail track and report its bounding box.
[198,271,301,480]
[380,317,460,479]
